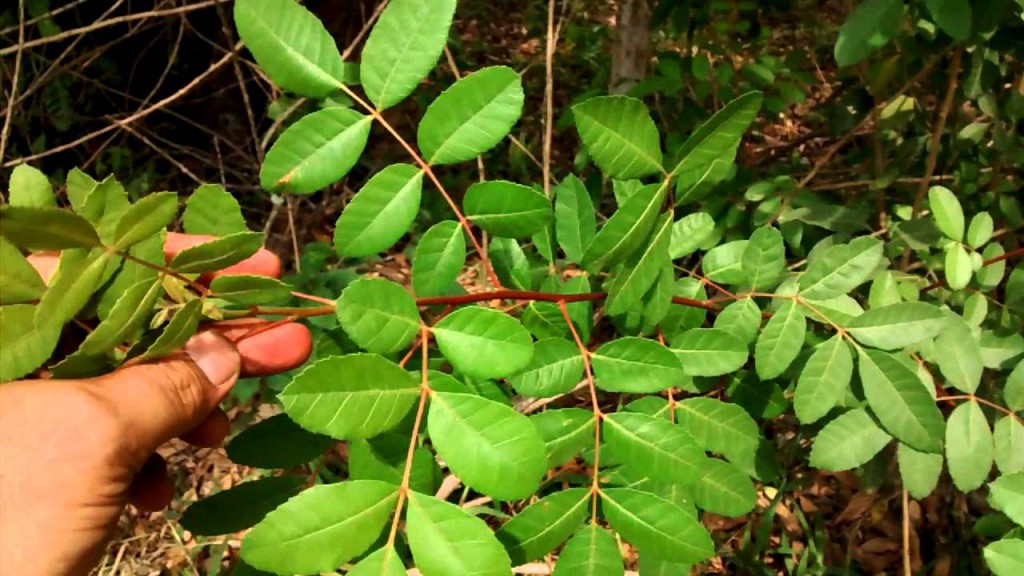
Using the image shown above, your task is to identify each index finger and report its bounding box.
[164,232,282,280]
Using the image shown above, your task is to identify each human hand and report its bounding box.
[0,233,312,576]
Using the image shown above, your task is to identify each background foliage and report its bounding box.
[2,0,1024,574]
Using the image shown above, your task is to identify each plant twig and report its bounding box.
[0,0,25,167]
[911,49,962,218]
[558,301,601,521]
[542,0,557,199]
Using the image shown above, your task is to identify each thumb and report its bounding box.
[91,332,240,464]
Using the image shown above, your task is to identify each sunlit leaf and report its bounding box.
[337,278,420,354]
[989,472,1024,527]
[242,480,398,574]
[754,300,806,380]
[847,301,947,350]
[169,231,264,273]
[138,299,203,362]
[419,66,524,165]
[934,316,983,393]
[582,182,667,273]
[464,180,553,238]
[592,337,685,393]
[508,338,584,397]
[429,391,547,500]
[496,488,589,564]
[280,354,419,440]
[690,458,757,517]
[605,214,672,316]
[555,174,597,264]
[668,91,762,179]
[929,185,965,242]
[859,349,945,453]
[702,240,747,285]
[334,164,424,257]
[411,221,466,298]
[0,237,46,305]
[600,488,714,564]
[9,164,55,207]
[945,243,972,291]
[604,412,708,485]
[210,275,292,306]
[573,95,663,179]
[0,206,100,250]
[347,546,406,576]
[261,108,372,194]
[0,304,61,382]
[552,524,623,576]
[794,335,853,424]
[234,0,345,98]
[742,226,786,290]
[995,416,1024,475]
[531,408,594,468]
[810,409,892,471]
[898,442,944,499]
[670,328,749,377]
[798,236,883,300]
[406,491,512,576]
[360,0,457,109]
[111,192,178,251]
[183,183,247,236]
[669,212,715,259]
[432,306,534,379]
[676,397,760,465]
[984,539,1024,576]
[946,401,993,491]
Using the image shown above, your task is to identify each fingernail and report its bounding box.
[185,332,240,387]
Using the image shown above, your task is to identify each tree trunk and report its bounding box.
[610,0,651,94]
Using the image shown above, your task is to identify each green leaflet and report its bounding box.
[834,0,905,68]
[428,391,547,500]
[859,349,945,453]
[945,401,994,492]
[35,248,116,326]
[754,300,806,380]
[406,491,512,576]
[261,108,372,194]
[581,182,667,273]
[995,416,1024,475]
[495,488,589,565]
[670,328,749,377]
[572,95,663,179]
[137,299,203,362]
[555,174,597,263]
[967,212,994,249]
[418,66,524,165]
[111,192,178,251]
[668,91,762,179]
[337,278,420,354]
[934,315,983,393]
[846,301,947,350]
[669,211,715,259]
[183,183,247,236]
[412,221,466,297]
[984,539,1024,576]
[552,525,624,576]
[490,237,532,290]
[794,335,853,424]
[75,277,162,356]
[600,488,715,564]
[226,414,334,469]
[508,338,584,397]
[1008,361,1024,412]
[334,164,424,258]
[463,180,553,238]
[898,443,944,499]
[945,243,972,291]
[702,240,748,285]
[8,164,55,207]
[605,213,672,316]
[676,397,760,465]
[234,0,345,98]
[181,476,304,536]
[348,546,406,576]
[0,206,101,250]
[169,232,264,273]
[241,480,398,574]
[210,275,292,306]
[360,0,457,110]
[280,354,420,440]
[742,226,787,290]
[350,435,440,496]
[0,304,61,382]
[929,185,965,242]
[80,175,129,244]
[0,237,46,305]
[603,412,708,485]
[531,408,595,468]
[799,236,883,300]
[432,306,534,379]
[810,409,892,471]
[591,337,686,393]
[690,458,757,517]
[988,472,1024,527]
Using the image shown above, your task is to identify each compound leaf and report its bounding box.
[794,335,853,424]
[406,491,512,576]
[670,328,749,377]
[847,302,947,350]
[432,306,534,379]
[859,349,945,453]
[334,164,424,257]
[0,237,46,305]
[592,337,686,393]
[210,275,292,306]
[573,96,663,179]
[337,278,420,354]
[690,458,757,517]
[810,408,892,471]
[799,236,883,300]
[754,300,806,380]
[600,488,714,564]
[412,221,466,297]
[464,181,553,238]
[531,408,595,468]
[261,108,372,194]
[898,443,944,499]
[668,91,762,179]
[995,416,1024,475]
[581,183,667,273]
[604,412,708,485]
[676,397,760,465]
[508,338,584,397]
[989,472,1024,527]
[552,525,623,576]
[946,401,994,492]
[555,174,597,264]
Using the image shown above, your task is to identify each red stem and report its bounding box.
[922,245,1024,293]
[415,289,721,311]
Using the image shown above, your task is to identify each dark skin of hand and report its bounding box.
[0,233,313,575]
